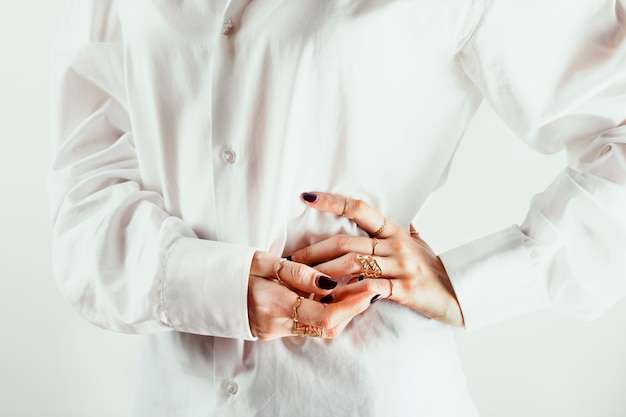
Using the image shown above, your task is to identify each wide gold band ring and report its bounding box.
[356,254,382,278]
[291,296,323,338]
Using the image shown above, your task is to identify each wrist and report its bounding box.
[437,257,465,328]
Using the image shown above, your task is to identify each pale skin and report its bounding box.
[248,191,464,341]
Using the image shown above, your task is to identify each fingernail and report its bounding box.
[301,192,319,203]
[284,256,292,261]
[370,294,383,304]
[320,294,333,304]
[316,275,338,290]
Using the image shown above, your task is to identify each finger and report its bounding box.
[312,253,402,279]
[252,251,339,294]
[295,291,382,337]
[300,192,401,238]
[410,224,425,243]
[278,259,339,294]
[322,316,360,339]
[327,278,396,303]
[408,225,434,252]
[290,234,394,265]
[247,276,297,340]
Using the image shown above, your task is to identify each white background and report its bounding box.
[2,1,626,416]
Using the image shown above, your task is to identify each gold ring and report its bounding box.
[371,238,379,256]
[292,296,323,338]
[356,254,382,278]
[387,279,394,299]
[370,217,387,238]
[274,258,287,285]
[342,197,350,217]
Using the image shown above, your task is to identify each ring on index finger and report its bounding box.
[274,258,287,285]
[342,197,351,218]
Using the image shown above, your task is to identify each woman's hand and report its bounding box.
[248,251,383,340]
[289,192,465,327]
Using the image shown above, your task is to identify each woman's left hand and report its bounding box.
[289,192,465,327]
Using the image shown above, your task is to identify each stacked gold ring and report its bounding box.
[274,258,286,285]
[291,296,323,338]
[370,217,387,238]
[387,279,394,299]
[342,197,351,218]
[371,238,379,256]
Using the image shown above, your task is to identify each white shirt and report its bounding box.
[49,0,626,416]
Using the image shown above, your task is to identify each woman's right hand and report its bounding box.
[248,251,381,340]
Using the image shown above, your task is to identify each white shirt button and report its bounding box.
[222,145,237,164]
[222,19,234,36]
[224,380,238,395]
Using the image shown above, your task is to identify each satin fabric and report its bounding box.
[49,0,626,415]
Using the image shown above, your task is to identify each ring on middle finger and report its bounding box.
[356,254,382,278]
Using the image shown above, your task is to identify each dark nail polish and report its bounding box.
[301,192,319,203]
[316,275,338,290]
[284,256,292,261]
[370,294,383,304]
[320,294,333,304]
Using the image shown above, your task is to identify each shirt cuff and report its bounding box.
[161,237,258,340]
[439,225,549,330]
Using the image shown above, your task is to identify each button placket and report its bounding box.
[221,144,237,164]
[210,0,251,245]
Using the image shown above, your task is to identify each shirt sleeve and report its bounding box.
[440,0,626,330]
[49,0,257,340]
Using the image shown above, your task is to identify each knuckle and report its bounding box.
[404,276,423,294]
[351,198,365,213]
[331,196,345,213]
[319,307,336,329]
[324,328,337,339]
[335,234,351,251]
[349,253,362,272]
[319,314,333,329]
[298,245,312,262]
[389,239,405,253]
[363,280,378,292]
[406,258,420,273]
[289,263,310,286]
[397,256,417,273]
[258,300,282,319]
